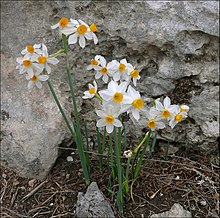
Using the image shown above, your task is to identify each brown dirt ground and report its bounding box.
[0,143,219,218]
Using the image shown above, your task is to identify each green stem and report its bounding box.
[47,80,75,138]
[133,131,150,154]
[95,93,103,102]
[124,157,131,195]
[48,49,65,58]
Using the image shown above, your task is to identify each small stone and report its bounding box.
[2,173,7,179]
[66,174,70,179]
[200,200,207,206]
[67,156,73,162]
[174,176,180,180]
[13,179,20,186]
[28,179,37,187]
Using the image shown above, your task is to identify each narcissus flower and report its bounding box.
[25,71,49,89]
[155,96,179,120]
[128,66,141,86]
[87,55,102,71]
[146,107,166,131]
[21,44,42,60]
[113,59,133,82]
[82,80,98,99]
[121,85,144,121]
[95,57,118,83]
[123,150,133,158]
[51,17,76,35]
[96,105,122,133]
[16,56,42,77]
[37,44,59,74]
[99,80,132,105]
[68,19,94,48]
[89,23,98,45]
[169,105,189,129]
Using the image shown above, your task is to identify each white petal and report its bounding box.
[95,71,102,79]
[47,57,59,65]
[28,81,34,89]
[96,110,106,118]
[118,81,128,93]
[92,32,98,44]
[79,35,86,48]
[45,64,51,74]
[103,74,108,83]
[156,121,166,130]
[84,32,93,40]
[38,75,49,81]
[106,124,114,134]
[36,81,42,89]
[108,80,117,93]
[68,33,78,44]
[97,119,106,128]
[113,72,120,81]
[99,90,112,101]
[164,96,171,109]
[27,68,34,77]
[121,59,127,65]
[51,23,59,29]
[61,26,75,35]
[123,95,133,104]
[99,56,106,67]
[132,110,140,121]
[113,119,122,127]
[155,100,164,111]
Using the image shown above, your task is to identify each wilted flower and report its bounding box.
[96,105,122,133]
[82,80,98,99]
[25,71,49,89]
[123,150,133,158]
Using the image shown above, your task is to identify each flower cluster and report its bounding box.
[16,44,59,89]
[87,55,140,85]
[51,17,98,48]
[83,55,189,133]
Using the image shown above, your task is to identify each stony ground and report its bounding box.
[1,143,219,218]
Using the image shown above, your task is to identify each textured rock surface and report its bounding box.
[1,1,219,178]
[150,203,191,218]
[75,182,115,218]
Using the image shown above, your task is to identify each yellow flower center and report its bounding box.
[175,114,183,122]
[132,98,144,109]
[105,115,114,124]
[89,87,95,94]
[38,56,47,64]
[162,109,170,118]
[90,23,97,32]
[59,17,68,28]
[148,119,156,129]
[118,63,126,72]
[23,60,32,67]
[27,45,34,53]
[30,75,38,81]
[100,67,108,74]
[131,70,139,78]
[77,24,87,34]
[113,92,123,103]
[91,59,98,65]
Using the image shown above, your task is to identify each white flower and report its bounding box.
[113,59,133,82]
[169,107,188,129]
[87,55,102,71]
[121,85,144,121]
[146,107,166,131]
[180,105,189,113]
[155,96,179,120]
[127,66,141,86]
[51,17,76,35]
[96,105,122,134]
[37,44,59,74]
[99,80,132,105]
[68,19,94,48]
[95,57,118,83]
[82,80,98,99]
[89,23,98,45]
[16,56,42,77]
[25,71,49,89]
[123,150,133,158]
[21,44,42,60]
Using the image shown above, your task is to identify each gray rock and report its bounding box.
[1,1,219,179]
[75,182,115,218]
[150,203,192,218]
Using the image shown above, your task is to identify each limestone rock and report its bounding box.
[150,203,192,218]
[75,182,115,218]
[1,1,219,179]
